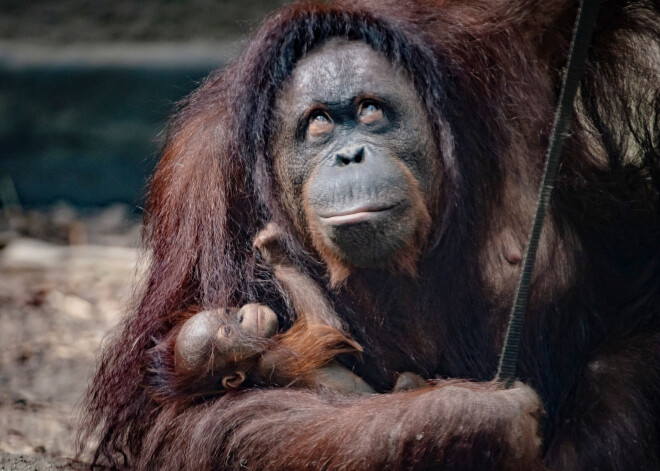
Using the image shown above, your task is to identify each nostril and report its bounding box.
[353,146,365,164]
[335,146,366,166]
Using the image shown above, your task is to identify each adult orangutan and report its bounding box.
[81,0,660,469]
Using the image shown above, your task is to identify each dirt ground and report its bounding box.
[0,206,142,469]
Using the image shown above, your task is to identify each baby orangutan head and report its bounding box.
[174,304,279,390]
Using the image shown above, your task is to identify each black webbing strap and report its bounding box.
[495,0,601,387]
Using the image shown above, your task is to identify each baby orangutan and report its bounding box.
[174,303,376,393]
[173,222,426,395]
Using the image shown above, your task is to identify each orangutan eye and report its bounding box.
[358,101,384,125]
[307,111,334,137]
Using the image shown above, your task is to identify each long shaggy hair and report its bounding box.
[79,0,660,469]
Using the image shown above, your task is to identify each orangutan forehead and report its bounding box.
[276,39,415,112]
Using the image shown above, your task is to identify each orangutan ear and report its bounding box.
[222,371,247,390]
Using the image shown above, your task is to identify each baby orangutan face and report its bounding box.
[174,303,279,390]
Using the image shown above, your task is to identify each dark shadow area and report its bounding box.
[0,63,216,208]
[0,0,291,42]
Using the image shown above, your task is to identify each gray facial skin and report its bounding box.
[273,39,440,268]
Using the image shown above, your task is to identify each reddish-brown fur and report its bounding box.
[161,223,374,396]
[149,314,363,402]
[160,221,385,398]
[80,1,660,469]
[258,321,363,387]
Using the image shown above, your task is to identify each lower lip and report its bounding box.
[319,206,396,226]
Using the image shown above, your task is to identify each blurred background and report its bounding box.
[0,1,288,467]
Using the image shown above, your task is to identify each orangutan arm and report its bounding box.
[141,380,544,470]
